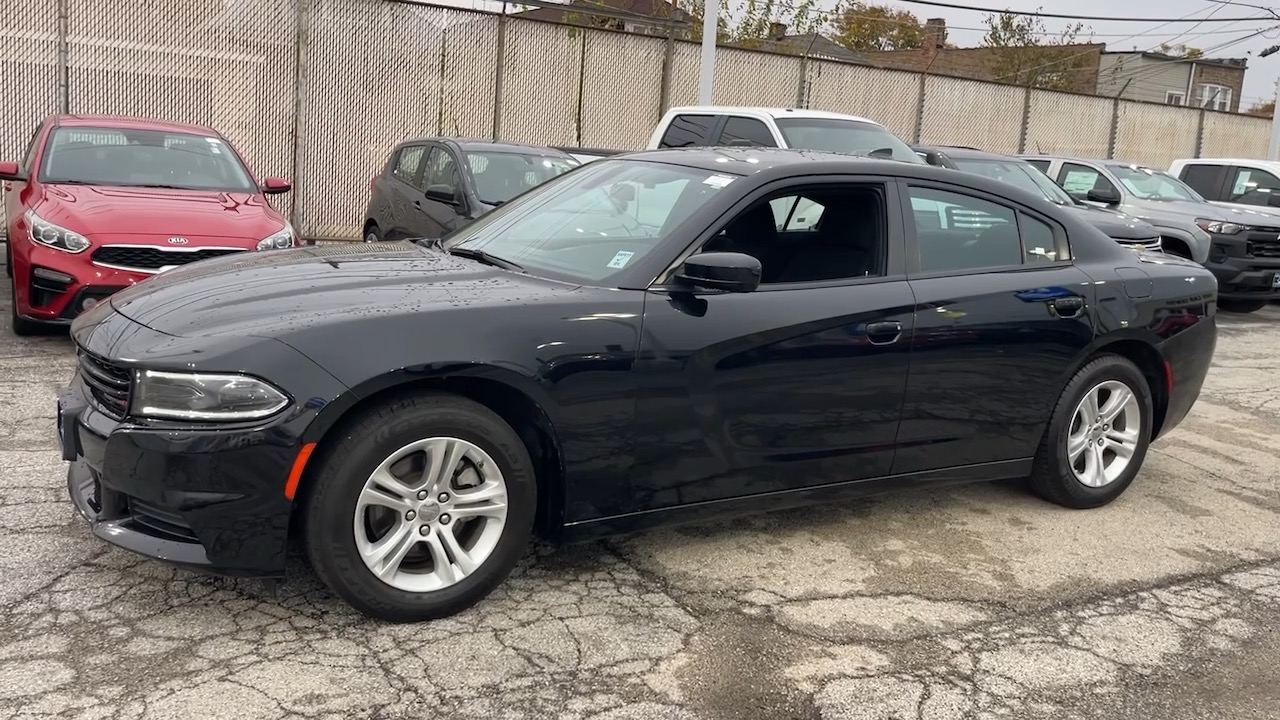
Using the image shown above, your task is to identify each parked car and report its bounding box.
[914,145,1162,253]
[0,114,296,335]
[562,106,926,164]
[1023,154,1280,313]
[61,148,1216,622]
[362,138,578,243]
[1168,157,1280,217]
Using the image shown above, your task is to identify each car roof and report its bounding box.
[916,145,1021,162]
[664,105,885,127]
[400,137,572,157]
[52,114,220,136]
[1178,157,1280,168]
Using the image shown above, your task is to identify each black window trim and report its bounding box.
[897,179,1073,280]
[20,124,44,175]
[648,174,907,294]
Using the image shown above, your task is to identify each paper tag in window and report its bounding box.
[607,251,635,269]
[703,175,734,188]
[206,138,222,154]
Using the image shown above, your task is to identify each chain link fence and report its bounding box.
[2,0,1273,240]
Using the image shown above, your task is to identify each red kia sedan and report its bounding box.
[1,115,296,335]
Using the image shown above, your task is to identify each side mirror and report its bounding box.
[0,161,25,182]
[1086,187,1121,205]
[426,184,459,205]
[261,176,291,194]
[674,251,761,293]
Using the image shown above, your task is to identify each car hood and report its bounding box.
[33,183,286,241]
[1064,204,1158,240]
[104,241,580,338]
[1122,197,1232,225]
[1206,200,1280,225]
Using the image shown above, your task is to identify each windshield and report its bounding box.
[443,159,735,283]
[465,151,578,205]
[1106,164,1205,202]
[774,118,923,164]
[951,157,1075,205]
[38,126,257,191]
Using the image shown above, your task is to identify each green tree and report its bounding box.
[981,8,1094,90]
[829,1,925,52]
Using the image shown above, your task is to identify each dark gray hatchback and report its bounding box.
[362,138,578,243]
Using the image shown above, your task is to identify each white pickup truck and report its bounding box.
[558,105,923,165]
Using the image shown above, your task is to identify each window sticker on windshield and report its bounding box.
[607,251,635,269]
[703,175,735,188]
[205,138,222,154]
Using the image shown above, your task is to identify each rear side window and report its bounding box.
[908,186,1066,272]
[1179,164,1223,199]
[718,117,776,147]
[393,146,425,186]
[658,114,716,148]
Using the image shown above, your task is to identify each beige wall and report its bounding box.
[1098,54,1191,105]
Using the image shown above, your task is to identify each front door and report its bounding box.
[893,181,1096,475]
[385,144,427,242]
[629,179,916,511]
[417,146,464,237]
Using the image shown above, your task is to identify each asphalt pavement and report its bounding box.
[1,265,1278,720]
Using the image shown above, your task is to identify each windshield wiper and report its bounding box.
[448,246,524,271]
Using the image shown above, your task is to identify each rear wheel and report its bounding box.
[363,223,381,243]
[1029,354,1153,509]
[303,392,536,622]
[1218,299,1268,314]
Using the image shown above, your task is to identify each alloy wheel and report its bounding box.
[1066,379,1141,488]
[353,436,509,593]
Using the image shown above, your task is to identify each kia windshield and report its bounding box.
[464,151,579,205]
[1107,164,1205,202]
[951,157,1076,206]
[442,159,735,284]
[39,126,258,192]
[774,118,923,164]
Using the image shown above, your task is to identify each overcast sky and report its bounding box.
[435,0,1280,109]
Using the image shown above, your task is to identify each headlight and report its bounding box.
[256,223,296,251]
[132,370,290,421]
[1195,218,1242,235]
[25,210,90,253]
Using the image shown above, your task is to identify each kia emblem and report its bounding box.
[167,236,189,244]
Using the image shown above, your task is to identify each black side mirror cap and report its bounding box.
[674,252,762,293]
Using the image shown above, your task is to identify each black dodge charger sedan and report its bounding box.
[60,148,1218,622]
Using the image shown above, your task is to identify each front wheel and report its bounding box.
[303,392,536,622]
[1217,299,1268,314]
[1029,354,1153,509]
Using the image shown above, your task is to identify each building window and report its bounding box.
[1199,84,1232,112]
[1166,91,1185,106]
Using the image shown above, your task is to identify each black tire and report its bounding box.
[1218,299,1268,314]
[9,279,41,336]
[303,392,536,622]
[363,223,381,243]
[1029,354,1153,509]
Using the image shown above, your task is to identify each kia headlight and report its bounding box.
[1195,218,1242,235]
[256,223,296,251]
[132,370,290,421]
[25,210,90,253]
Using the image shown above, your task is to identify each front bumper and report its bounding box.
[59,377,303,578]
[1204,233,1280,300]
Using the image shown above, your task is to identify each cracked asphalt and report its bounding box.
[2,264,1279,719]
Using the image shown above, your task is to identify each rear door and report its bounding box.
[894,180,1096,475]
[383,144,427,241]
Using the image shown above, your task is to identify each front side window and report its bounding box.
[443,159,736,283]
[423,147,460,190]
[465,151,578,206]
[719,117,777,147]
[773,118,923,164]
[701,184,887,284]
[1059,163,1119,200]
[658,114,716,148]
[1106,164,1204,202]
[39,126,257,192]
[909,186,1062,272]
[1229,167,1280,207]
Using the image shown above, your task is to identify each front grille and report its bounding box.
[92,245,245,272]
[1246,236,1280,258]
[1116,236,1162,252]
[128,497,199,542]
[77,351,131,420]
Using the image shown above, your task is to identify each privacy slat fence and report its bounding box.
[2,0,1272,240]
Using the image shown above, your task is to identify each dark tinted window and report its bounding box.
[1024,159,1051,174]
[1179,163,1223,198]
[719,117,776,147]
[658,114,716,148]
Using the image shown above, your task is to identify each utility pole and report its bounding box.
[698,0,719,104]
[1263,45,1280,160]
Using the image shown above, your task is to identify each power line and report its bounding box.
[888,0,1274,23]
